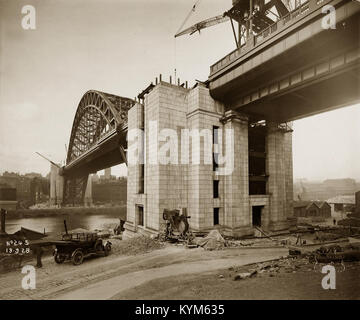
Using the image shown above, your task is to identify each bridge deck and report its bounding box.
[209,0,360,122]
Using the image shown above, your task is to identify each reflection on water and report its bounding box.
[5,210,126,235]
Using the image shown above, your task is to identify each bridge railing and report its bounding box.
[254,0,316,45]
[210,0,332,77]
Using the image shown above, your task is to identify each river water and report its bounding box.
[5,210,126,235]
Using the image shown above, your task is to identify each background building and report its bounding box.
[293,201,331,218]
[0,172,49,208]
[355,190,360,214]
[92,176,127,205]
[294,178,359,201]
[327,195,355,219]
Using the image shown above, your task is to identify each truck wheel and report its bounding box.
[72,249,84,265]
[54,253,66,264]
[104,243,112,256]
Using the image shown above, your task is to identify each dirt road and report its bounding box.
[55,247,288,300]
[0,245,288,300]
[112,261,360,300]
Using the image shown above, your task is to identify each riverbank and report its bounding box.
[6,205,126,219]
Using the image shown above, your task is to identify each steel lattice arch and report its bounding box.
[66,90,134,165]
[62,90,135,205]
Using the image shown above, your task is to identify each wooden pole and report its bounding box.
[63,219,68,235]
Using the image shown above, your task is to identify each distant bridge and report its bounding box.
[60,90,134,204]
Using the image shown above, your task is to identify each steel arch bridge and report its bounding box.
[61,90,135,205]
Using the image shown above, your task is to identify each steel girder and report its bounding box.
[64,90,135,205]
[63,175,89,206]
[66,90,134,165]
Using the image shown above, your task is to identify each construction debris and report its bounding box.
[162,209,193,243]
[338,217,360,227]
[157,213,360,254]
[314,231,343,242]
[226,240,254,247]
[193,230,226,250]
[289,249,302,256]
[111,235,164,256]
[310,243,360,263]
[227,256,315,282]
[233,271,257,281]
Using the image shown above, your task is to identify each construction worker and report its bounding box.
[33,246,44,268]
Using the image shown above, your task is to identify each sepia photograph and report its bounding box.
[0,0,359,307]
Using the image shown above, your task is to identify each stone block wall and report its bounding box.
[125,103,145,235]
[266,123,293,231]
[222,111,252,237]
[186,85,225,231]
[125,81,294,237]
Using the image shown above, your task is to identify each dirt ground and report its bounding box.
[0,243,288,300]
[1,235,359,300]
[112,259,360,300]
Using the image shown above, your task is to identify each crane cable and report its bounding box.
[174,0,202,85]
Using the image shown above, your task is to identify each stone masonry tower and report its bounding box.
[124,81,294,238]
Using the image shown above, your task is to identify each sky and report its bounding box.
[0,0,359,181]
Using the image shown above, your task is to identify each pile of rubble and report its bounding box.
[228,242,360,281]
[193,230,226,250]
[226,238,281,248]
[309,242,360,263]
[338,212,360,228]
[111,235,164,255]
[230,256,313,281]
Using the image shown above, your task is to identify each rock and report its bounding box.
[289,249,301,256]
[218,274,224,278]
[259,263,271,270]
[233,270,257,280]
[250,270,257,277]
[234,272,252,280]
[259,269,266,274]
